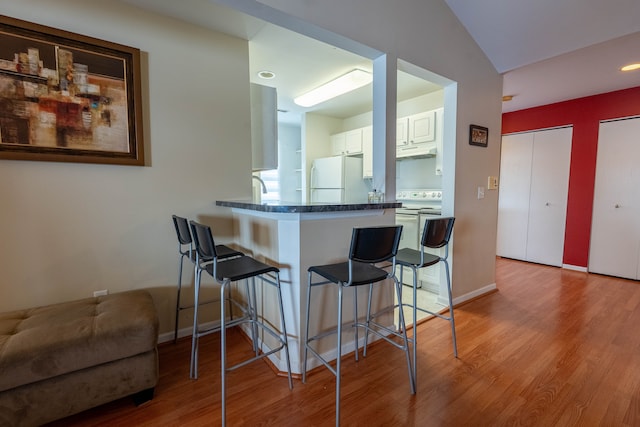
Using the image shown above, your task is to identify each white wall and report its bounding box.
[253,0,503,300]
[0,1,252,334]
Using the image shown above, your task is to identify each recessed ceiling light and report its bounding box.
[502,95,514,102]
[620,63,640,72]
[258,70,276,79]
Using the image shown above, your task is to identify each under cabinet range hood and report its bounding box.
[396,144,437,159]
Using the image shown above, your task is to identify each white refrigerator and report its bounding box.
[310,156,369,203]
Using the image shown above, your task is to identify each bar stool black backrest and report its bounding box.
[421,217,455,250]
[172,215,193,247]
[349,225,403,264]
[189,221,219,260]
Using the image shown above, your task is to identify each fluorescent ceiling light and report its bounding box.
[294,69,372,107]
[621,63,640,72]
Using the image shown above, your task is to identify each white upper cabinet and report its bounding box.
[331,132,346,156]
[345,129,363,154]
[331,128,363,155]
[397,109,439,159]
[396,117,409,148]
[408,110,436,144]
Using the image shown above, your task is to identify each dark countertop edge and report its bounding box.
[216,200,401,213]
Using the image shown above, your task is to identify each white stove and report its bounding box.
[396,189,442,215]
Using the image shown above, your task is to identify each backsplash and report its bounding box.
[396,157,442,190]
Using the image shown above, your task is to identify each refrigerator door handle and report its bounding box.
[310,165,316,190]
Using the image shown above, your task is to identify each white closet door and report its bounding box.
[497,132,534,260]
[526,127,573,266]
[589,118,640,279]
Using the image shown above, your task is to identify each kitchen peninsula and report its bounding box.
[215,200,400,375]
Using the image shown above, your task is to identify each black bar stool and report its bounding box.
[303,225,415,426]
[189,220,293,427]
[171,215,243,343]
[396,216,457,386]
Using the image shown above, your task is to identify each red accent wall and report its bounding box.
[502,87,640,268]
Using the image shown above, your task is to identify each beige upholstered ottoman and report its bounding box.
[0,290,159,426]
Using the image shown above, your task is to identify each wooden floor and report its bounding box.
[48,258,640,426]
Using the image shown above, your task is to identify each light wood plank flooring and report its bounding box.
[47,258,640,426]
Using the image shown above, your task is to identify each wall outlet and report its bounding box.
[477,186,485,199]
[488,176,499,190]
[93,289,108,297]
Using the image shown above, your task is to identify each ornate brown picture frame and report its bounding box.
[0,15,144,166]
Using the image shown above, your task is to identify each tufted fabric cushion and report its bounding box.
[0,290,158,393]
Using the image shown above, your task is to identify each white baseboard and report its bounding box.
[158,320,220,344]
[437,283,497,307]
[562,264,588,272]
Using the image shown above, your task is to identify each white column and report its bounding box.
[372,54,397,201]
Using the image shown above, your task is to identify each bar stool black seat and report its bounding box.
[396,216,457,386]
[171,215,243,343]
[303,225,415,426]
[189,220,293,427]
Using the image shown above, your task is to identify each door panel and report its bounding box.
[526,127,573,266]
[589,118,640,279]
[497,132,534,260]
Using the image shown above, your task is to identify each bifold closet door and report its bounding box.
[589,118,640,279]
[497,127,572,266]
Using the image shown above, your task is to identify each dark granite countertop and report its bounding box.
[216,200,401,213]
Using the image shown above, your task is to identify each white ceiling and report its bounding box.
[445,0,640,112]
[121,0,640,116]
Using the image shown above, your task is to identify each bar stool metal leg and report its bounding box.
[274,272,293,389]
[335,285,343,427]
[444,259,458,357]
[302,271,313,384]
[189,263,201,379]
[395,275,416,393]
[220,279,230,426]
[174,248,187,343]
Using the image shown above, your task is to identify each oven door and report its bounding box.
[396,212,419,250]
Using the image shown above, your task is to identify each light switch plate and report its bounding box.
[488,176,499,190]
[477,186,485,199]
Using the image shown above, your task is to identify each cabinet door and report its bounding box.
[396,117,409,148]
[362,126,373,178]
[525,127,573,266]
[345,128,363,154]
[497,132,534,260]
[434,108,444,175]
[589,118,640,279]
[408,110,436,144]
[331,132,346,155]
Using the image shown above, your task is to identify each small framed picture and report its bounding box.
[469,124,489,147]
